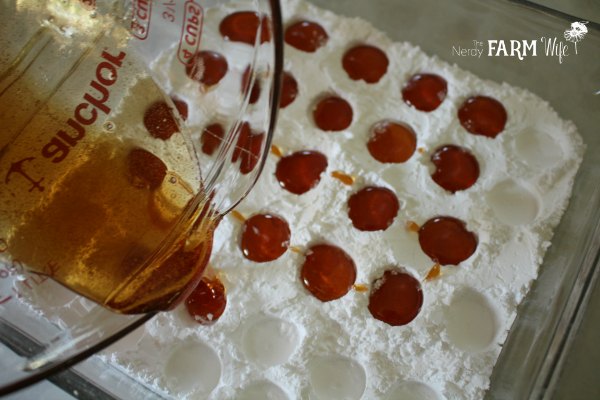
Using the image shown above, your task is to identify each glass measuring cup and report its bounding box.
[0,0,283,394]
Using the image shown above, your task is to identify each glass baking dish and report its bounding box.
[2,0,599,398]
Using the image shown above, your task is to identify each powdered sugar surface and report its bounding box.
[102,0,584,399]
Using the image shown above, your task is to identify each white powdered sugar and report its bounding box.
[101,0,584,399]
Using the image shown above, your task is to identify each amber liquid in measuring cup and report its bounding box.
[0,2,217,314]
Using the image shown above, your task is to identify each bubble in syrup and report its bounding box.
[342,44,389,83]
[308,356,366,400]
[236,380,289,400]
[242,316,302,367]
[241,214,291,262]
[163,342,221,396]
[147,171,195,229]
[367,120,417,163]
[445,289,499,352]
[386,381,443,400]
[487,180,539,225]
[103,121,115,131]
[430,145,480,193]
[275,150,328,195]
[313,95,353,131]
[402,73,448,112]
[458,96,507,138]
[418,216,477,265]
[284,20,328,52]
[186,51,228,87]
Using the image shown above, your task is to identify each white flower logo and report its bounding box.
[564,21,589,54]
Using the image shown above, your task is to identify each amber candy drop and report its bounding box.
[275,151,328,195]
[418,216,477,265]
[313,96,353,131]
[232,122,265,175]
[220,11,271,45]
[144,100,180,140]
[458,95,507,138]
[431,145,480,193]
[240,133,265,175]
[331,171,355,186]
[241,214,291,262]
[185,276,227,325]
[185,51,228,87]
[280,71,299,108]
[284,20,328,52]
[368,269,423,326]
[126,148,167,190]
[367,120,417,163]
[348,186,400,231]
[201,123,225,156]
[171,97,188,121]
[401,73,448,112]
[342,44,389,83]
[301,244,356,302]
[242,66,261,104]
[232,122,251,163]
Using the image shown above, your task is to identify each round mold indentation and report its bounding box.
[242,316,302,367]
[163,342,221,396]
[236,380,289,400]
[386,381,444,400]
[308,355,366,400]
[444,288,500,353]
[513,127,563,169]
[486,180,539,226]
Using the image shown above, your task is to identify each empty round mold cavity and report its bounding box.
[242,316,302,367]
[236,380,289,400]
[445,289,499,353]
[386,381,443,400]
[514,128,563,168]
[487,180,539,225]
[308,355,366,400]
[163,342,221,396]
